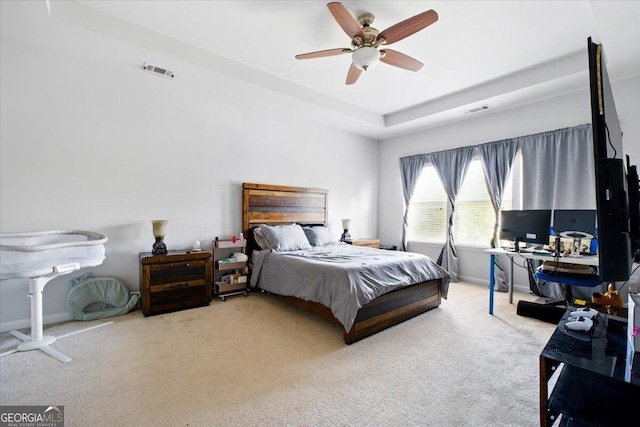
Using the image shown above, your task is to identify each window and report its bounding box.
[407,166,447,243]
[407,158,515,246]
[454,159,512,246]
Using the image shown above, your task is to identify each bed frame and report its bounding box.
[242,183,443,344]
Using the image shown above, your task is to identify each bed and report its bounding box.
[242,183,450,344]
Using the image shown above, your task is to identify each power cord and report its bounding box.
[590,313,607,339]
[604,121,617,159]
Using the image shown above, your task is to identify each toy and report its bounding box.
[565,317,593,331]
[569,308,599,319]
[591,283,624,308]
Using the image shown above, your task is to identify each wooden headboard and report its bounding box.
[242,183,328,247]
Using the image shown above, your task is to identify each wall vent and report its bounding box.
[463,104,491,115]
[143,63,174,79]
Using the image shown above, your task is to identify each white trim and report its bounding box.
[455,243,492,250]
[0,312,72,334]
[458,274,531,294]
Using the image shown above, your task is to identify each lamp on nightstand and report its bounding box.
[340,218,352,242]
[151,220,168,255]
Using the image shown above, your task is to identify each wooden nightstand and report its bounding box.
[139,250,212,316]
[347,239,380,249]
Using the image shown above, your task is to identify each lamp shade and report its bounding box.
[151,220,168,238]
[341,218,351,230]
[352,47,380,70]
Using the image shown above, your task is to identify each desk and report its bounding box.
[484,248,599,314]
[539,308,639,426]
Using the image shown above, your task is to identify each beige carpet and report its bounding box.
[0,282,555,426]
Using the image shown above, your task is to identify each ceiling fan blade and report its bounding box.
[345,63,362,85]
[377,9,438,45]
[295,48,351,60]
[327,2,364,40]
[380,49,424,72]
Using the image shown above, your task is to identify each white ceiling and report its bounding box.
[49,1,640,139]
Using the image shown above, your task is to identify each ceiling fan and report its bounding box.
[295,2,438,85]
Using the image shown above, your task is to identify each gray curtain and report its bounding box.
[478,140,520,292]
[519,124,600,299]
[519,124,595,210]
[399,154,429,251]
[430,146,475,282]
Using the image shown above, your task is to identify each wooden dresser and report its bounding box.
[347,239,380,249]
[139,250,212,316]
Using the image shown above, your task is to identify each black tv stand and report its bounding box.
[540,308,639,426]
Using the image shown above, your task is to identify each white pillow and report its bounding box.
[256,224,312,251]
[303,226,337,246]
[253,227,270,250]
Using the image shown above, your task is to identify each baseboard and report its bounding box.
[458,275,488,286]
[457,275,530,294]
[0,312,72,333]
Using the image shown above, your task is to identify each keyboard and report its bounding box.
[521,247,552,255]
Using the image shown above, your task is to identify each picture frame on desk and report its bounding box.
[550,236,595,257]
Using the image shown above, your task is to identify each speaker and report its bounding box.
[516,301,565,324]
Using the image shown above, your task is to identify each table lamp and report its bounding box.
[341,218,351,242]
[151,220,168,255]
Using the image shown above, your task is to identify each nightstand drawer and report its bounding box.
[149,282,208,310]
[149,260,207,286]
[150,279,206,293]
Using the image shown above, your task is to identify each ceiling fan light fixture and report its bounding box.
[352,47,380,70]
[295,3,439,84]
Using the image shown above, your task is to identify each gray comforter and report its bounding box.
[250,243,450,331]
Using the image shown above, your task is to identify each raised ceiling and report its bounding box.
[33,1,640,139]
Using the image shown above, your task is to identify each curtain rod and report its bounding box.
[399,123,590,161]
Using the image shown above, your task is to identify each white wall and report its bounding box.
[378,74,640,292]
[0,3,379,331]
[2,2,638,330]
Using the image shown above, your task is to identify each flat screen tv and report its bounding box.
[627,155,640,256]
[499,210,551,251]
[588,37,637,281]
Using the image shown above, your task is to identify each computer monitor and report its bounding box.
[552,209,597,257]
[499,210,552,251]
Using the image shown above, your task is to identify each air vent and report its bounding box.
[143,63,174,79]
[463,104,491,115]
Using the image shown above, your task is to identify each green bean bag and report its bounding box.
[67,273,139,321]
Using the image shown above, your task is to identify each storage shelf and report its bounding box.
[213,239,248,301]
[215,240,246,249]
[215,261,246,271]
